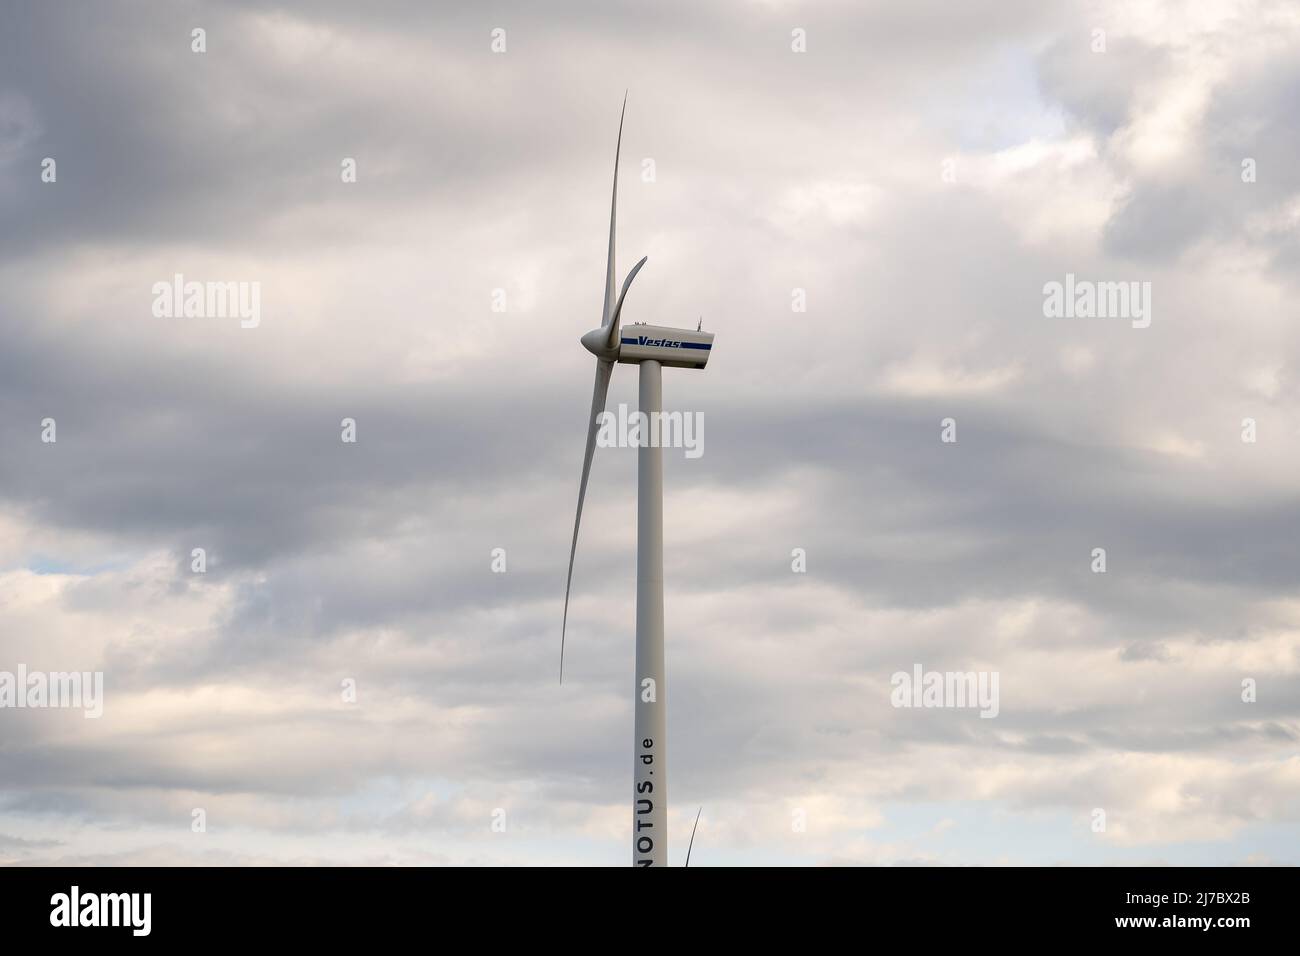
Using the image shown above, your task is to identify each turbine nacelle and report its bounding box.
[582,321,715,367]
[616,323,714,368]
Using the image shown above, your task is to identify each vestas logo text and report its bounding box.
[620,335,712,352]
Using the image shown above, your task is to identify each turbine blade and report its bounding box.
[685,807,703,867]
[600,93,628,329]
[603,255,648,352]
[560,358,615,684]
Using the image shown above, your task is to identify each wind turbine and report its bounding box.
[560,96,714,867]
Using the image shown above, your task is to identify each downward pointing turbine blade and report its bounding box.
[560,357,615,684]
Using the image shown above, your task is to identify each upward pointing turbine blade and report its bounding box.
[601,92,628,329]
[561,358,614,683]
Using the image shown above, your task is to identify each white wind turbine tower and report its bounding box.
[561,96,713,867]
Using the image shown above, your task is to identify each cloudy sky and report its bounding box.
[1,0,1298,866]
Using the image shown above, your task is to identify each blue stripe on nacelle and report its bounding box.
[621,338,712,350]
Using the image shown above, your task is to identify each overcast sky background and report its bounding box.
[1,0,1298,865]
